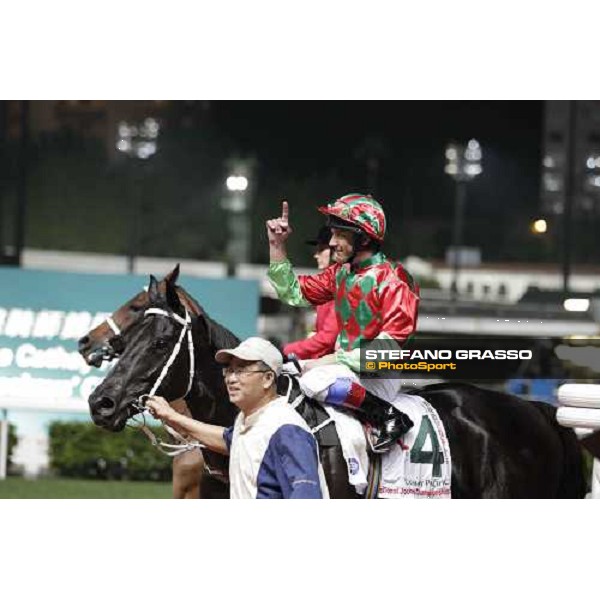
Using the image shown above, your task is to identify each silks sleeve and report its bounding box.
[297,264,338,305]
[378,278,420,342]
[283,302,339,359]
[268,259,337,307]
[267,259,311,307]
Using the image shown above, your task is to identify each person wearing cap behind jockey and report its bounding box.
[283,226,339,361]
[266,194,420,452]
[146,337,328,499]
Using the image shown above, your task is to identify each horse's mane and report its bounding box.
[176,285,241,352]
[205,314,241,351]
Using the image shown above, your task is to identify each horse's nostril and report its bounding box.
[78,336,90,348]
[95,396,116,415]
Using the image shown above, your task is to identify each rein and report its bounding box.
[128,307,202,457]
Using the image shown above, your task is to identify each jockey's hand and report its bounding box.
[301,354,337,373]
[145,396,176,422]
[301,359,317,373]
[266,200,292,245]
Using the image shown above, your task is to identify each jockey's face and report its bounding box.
[313,245,332,270]
[329,228,354,264]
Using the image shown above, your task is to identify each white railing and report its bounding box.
[0,410,8,480]
[557,384,600,499]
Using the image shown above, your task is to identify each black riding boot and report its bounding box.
[360,392,414,452]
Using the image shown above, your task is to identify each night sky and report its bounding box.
[210,101,544,262]
[212,101,542,185]
[0,100,547,265]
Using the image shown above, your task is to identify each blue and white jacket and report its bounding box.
[223,397,329,499]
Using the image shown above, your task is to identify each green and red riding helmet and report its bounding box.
[318,193,386,242]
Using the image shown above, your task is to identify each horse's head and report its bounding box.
[78,264,180,367]
[88,272,196,432]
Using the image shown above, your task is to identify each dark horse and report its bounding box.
[79,264,217,498]
[88,275,587,498]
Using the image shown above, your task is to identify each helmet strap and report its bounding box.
[346,248,358,265]
[346,232,369,266]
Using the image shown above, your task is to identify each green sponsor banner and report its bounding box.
[0,267,258,410]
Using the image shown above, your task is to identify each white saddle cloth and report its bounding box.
[378,394,452,499]
[325,394,451,499]
[298,365,452,499]
[322,405,370,494]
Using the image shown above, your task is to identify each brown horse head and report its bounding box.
[78,264,180,367]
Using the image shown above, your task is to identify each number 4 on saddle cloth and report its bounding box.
[283,364,452,499]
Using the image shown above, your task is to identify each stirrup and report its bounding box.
[365,424,393,454]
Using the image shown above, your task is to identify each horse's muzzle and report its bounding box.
[78,336,106,367]
[88,393,126,431]
[89,394,117,420]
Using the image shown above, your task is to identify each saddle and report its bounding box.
[279,365,398,452]
[279,370,382,498]
[281,373,340,447]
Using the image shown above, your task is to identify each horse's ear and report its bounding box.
[166,278,184,315]
[165,263,180,285]
[148,275,160,303]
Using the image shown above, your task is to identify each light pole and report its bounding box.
[15,100,30,267]
[562,101,577,295]
[115,118,160,274]
[221,161,253,277]
[444,139,483,301]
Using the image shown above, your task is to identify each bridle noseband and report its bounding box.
[89,314,125,363]
[105,315,122,336]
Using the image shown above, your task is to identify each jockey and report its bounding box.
[267,193,420,451]
[283,226,339,360]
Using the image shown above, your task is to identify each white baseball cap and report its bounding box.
[215,337,283,375]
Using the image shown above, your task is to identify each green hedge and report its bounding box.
[8,423,17,469]
[48,421,172,481]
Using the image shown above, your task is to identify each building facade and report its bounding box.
[541,100,600,216]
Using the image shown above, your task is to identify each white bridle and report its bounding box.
[144,307,195,398]
[131,307,203,456]
[105,315,122,336]
[104,284,149,337]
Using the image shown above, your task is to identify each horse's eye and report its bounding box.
[153,339,169,350]
[130,304,143,313]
